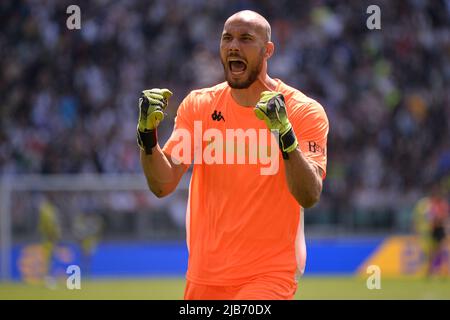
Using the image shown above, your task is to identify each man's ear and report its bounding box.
[265,42,274,59]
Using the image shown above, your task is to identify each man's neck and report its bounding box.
[230,74,278,107]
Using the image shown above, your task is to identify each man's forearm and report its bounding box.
[283,148,323,208]
[140,145,177,197]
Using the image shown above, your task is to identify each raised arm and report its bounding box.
[254,92,328,208]
[283,149,323,208]
[137,88,188,197]
[140,146,187,198]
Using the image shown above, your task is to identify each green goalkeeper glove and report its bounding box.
[137,88,173,154]
[254,91,298,158]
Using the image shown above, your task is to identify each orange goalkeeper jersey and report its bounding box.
[163,79,328,286]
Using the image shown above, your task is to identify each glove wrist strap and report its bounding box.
[137,129,158,155]
[280,127,298,159]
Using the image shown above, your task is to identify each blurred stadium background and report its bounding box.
[1,0,450,299]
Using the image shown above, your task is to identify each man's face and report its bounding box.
[220,21,267,89]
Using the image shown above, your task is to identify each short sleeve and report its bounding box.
[290,101,329,179]
[162,93,195,167]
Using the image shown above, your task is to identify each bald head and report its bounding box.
[224,10,271,43]
[220,10,274,89]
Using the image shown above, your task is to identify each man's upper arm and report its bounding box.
[162,93,195,177]
[290,101,329,180]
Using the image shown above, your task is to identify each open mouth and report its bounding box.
[228,58,247,75]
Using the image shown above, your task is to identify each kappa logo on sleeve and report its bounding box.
[308,141,326,155]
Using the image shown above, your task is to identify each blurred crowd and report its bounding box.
[1,0,449,228]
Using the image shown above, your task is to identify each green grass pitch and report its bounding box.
[1,277,449,300]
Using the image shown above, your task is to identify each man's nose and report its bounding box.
[228,38,240,52]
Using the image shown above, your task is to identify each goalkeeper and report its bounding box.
[137,10,329,300]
